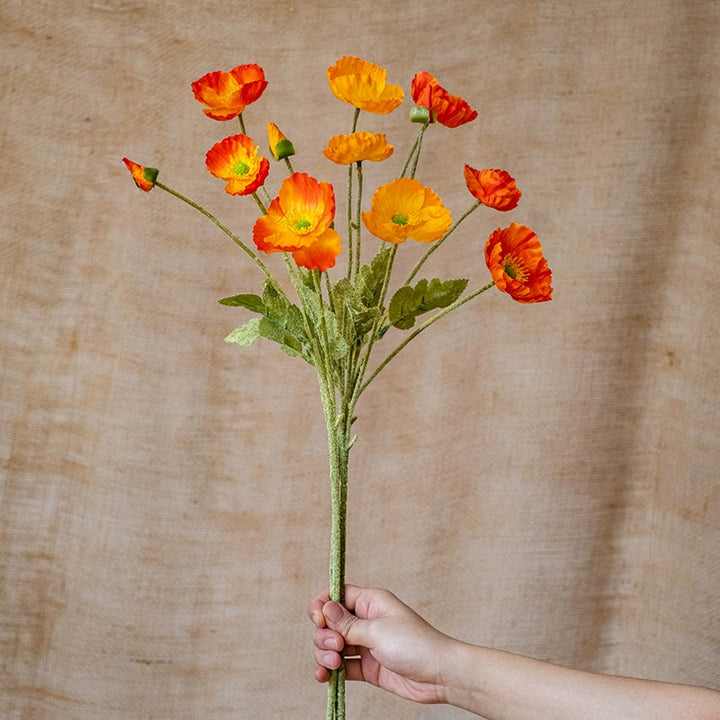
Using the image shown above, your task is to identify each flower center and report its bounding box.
[294,218,312,231]
[392,214,409,226]
[233,160,250,176]
[503,253,529,283]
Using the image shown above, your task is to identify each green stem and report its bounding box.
[154,180,277,286]
[284,157,295,174]
[405,201,482,285]
[346,245,397,412]
[316,326,352,720]
[353,161,363,280]
[346,164,354,280]
[238,113,247,135]
[358,280,496,397]
[252,192,269,215]
[409,123,427,179]
[400,122,428,179]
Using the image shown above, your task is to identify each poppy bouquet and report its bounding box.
[123,56,552,720]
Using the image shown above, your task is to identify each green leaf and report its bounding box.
[388,278,469,330]
[224,281,311,362]
[356,247,393,309]
[331,277,379,345]
[262,282,306,343]
[293,278,349,362]
[218,293,265,313]
[225,318,262,347]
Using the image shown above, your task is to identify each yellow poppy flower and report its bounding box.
[322,132,394,165]
[327,56,404,114]
[362,177,452,244]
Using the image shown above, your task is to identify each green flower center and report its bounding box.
[233,160,250,176]
[391,214,409,226]
[503,254,528,283]
[295,218,312,231]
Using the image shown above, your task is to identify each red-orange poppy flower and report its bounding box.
[362,177,452,244]
[322,132,394,165]
[191,64,268,120]
[485,223,552,303]
[205,134,270,196]
[410,71,477,128]
[122,157,158,192]
[253,172,342,271]
[464,166,521,211]
[327,56,404,114]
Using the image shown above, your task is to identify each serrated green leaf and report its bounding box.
[262,282,307,343]
[218,293,265,313]
[388,278,469,330]
[225,318,262,347]
[356,247,392,308]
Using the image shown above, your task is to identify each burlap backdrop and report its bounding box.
[1,1,718,718]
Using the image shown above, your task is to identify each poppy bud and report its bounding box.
[267,122,296,160]
[409,104,432,124]
[122,158,158,192]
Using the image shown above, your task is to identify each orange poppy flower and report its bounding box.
[362,177,452,244]
[322,132,394,165]
[464,166,521,211]
[205,134,270,196]
[267,122,295,160]
[485,223,552,303]
[253,173,342,271]
[289,228,342,272]
[410,71,477,128]
[191,64,268,120]
[122,157,158,192]
[327,56,404,114]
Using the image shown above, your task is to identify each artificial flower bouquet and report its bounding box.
[123,56,552,720]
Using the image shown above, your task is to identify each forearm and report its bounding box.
[441,641,720,720]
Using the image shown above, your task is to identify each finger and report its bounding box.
[342,658,366,682]
[314,664,330,683]
[322,600,371,649]
[342,584,365,613]
[315,648,342,671]
[313,627,344,651]
[308,590,330,627]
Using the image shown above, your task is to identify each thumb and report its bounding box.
[322,601,370,647]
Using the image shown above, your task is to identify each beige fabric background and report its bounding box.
[1,1,718,718]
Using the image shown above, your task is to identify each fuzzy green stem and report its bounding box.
[401,122,428,179]
[405,200,482,285]
[284,157,295,174]
[154,180,276,285]
[353,161,363,280]
[346,164,354,280]
[409,123,427,179]
[252,192,269,215]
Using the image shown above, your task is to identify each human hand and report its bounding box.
[309,585,455,705]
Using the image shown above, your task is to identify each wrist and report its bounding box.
[437,638,483,711]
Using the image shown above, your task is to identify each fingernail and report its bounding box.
[323,601,343,623]
[323,636,338,650]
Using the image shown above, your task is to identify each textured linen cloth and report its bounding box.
[1,1,718,718]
